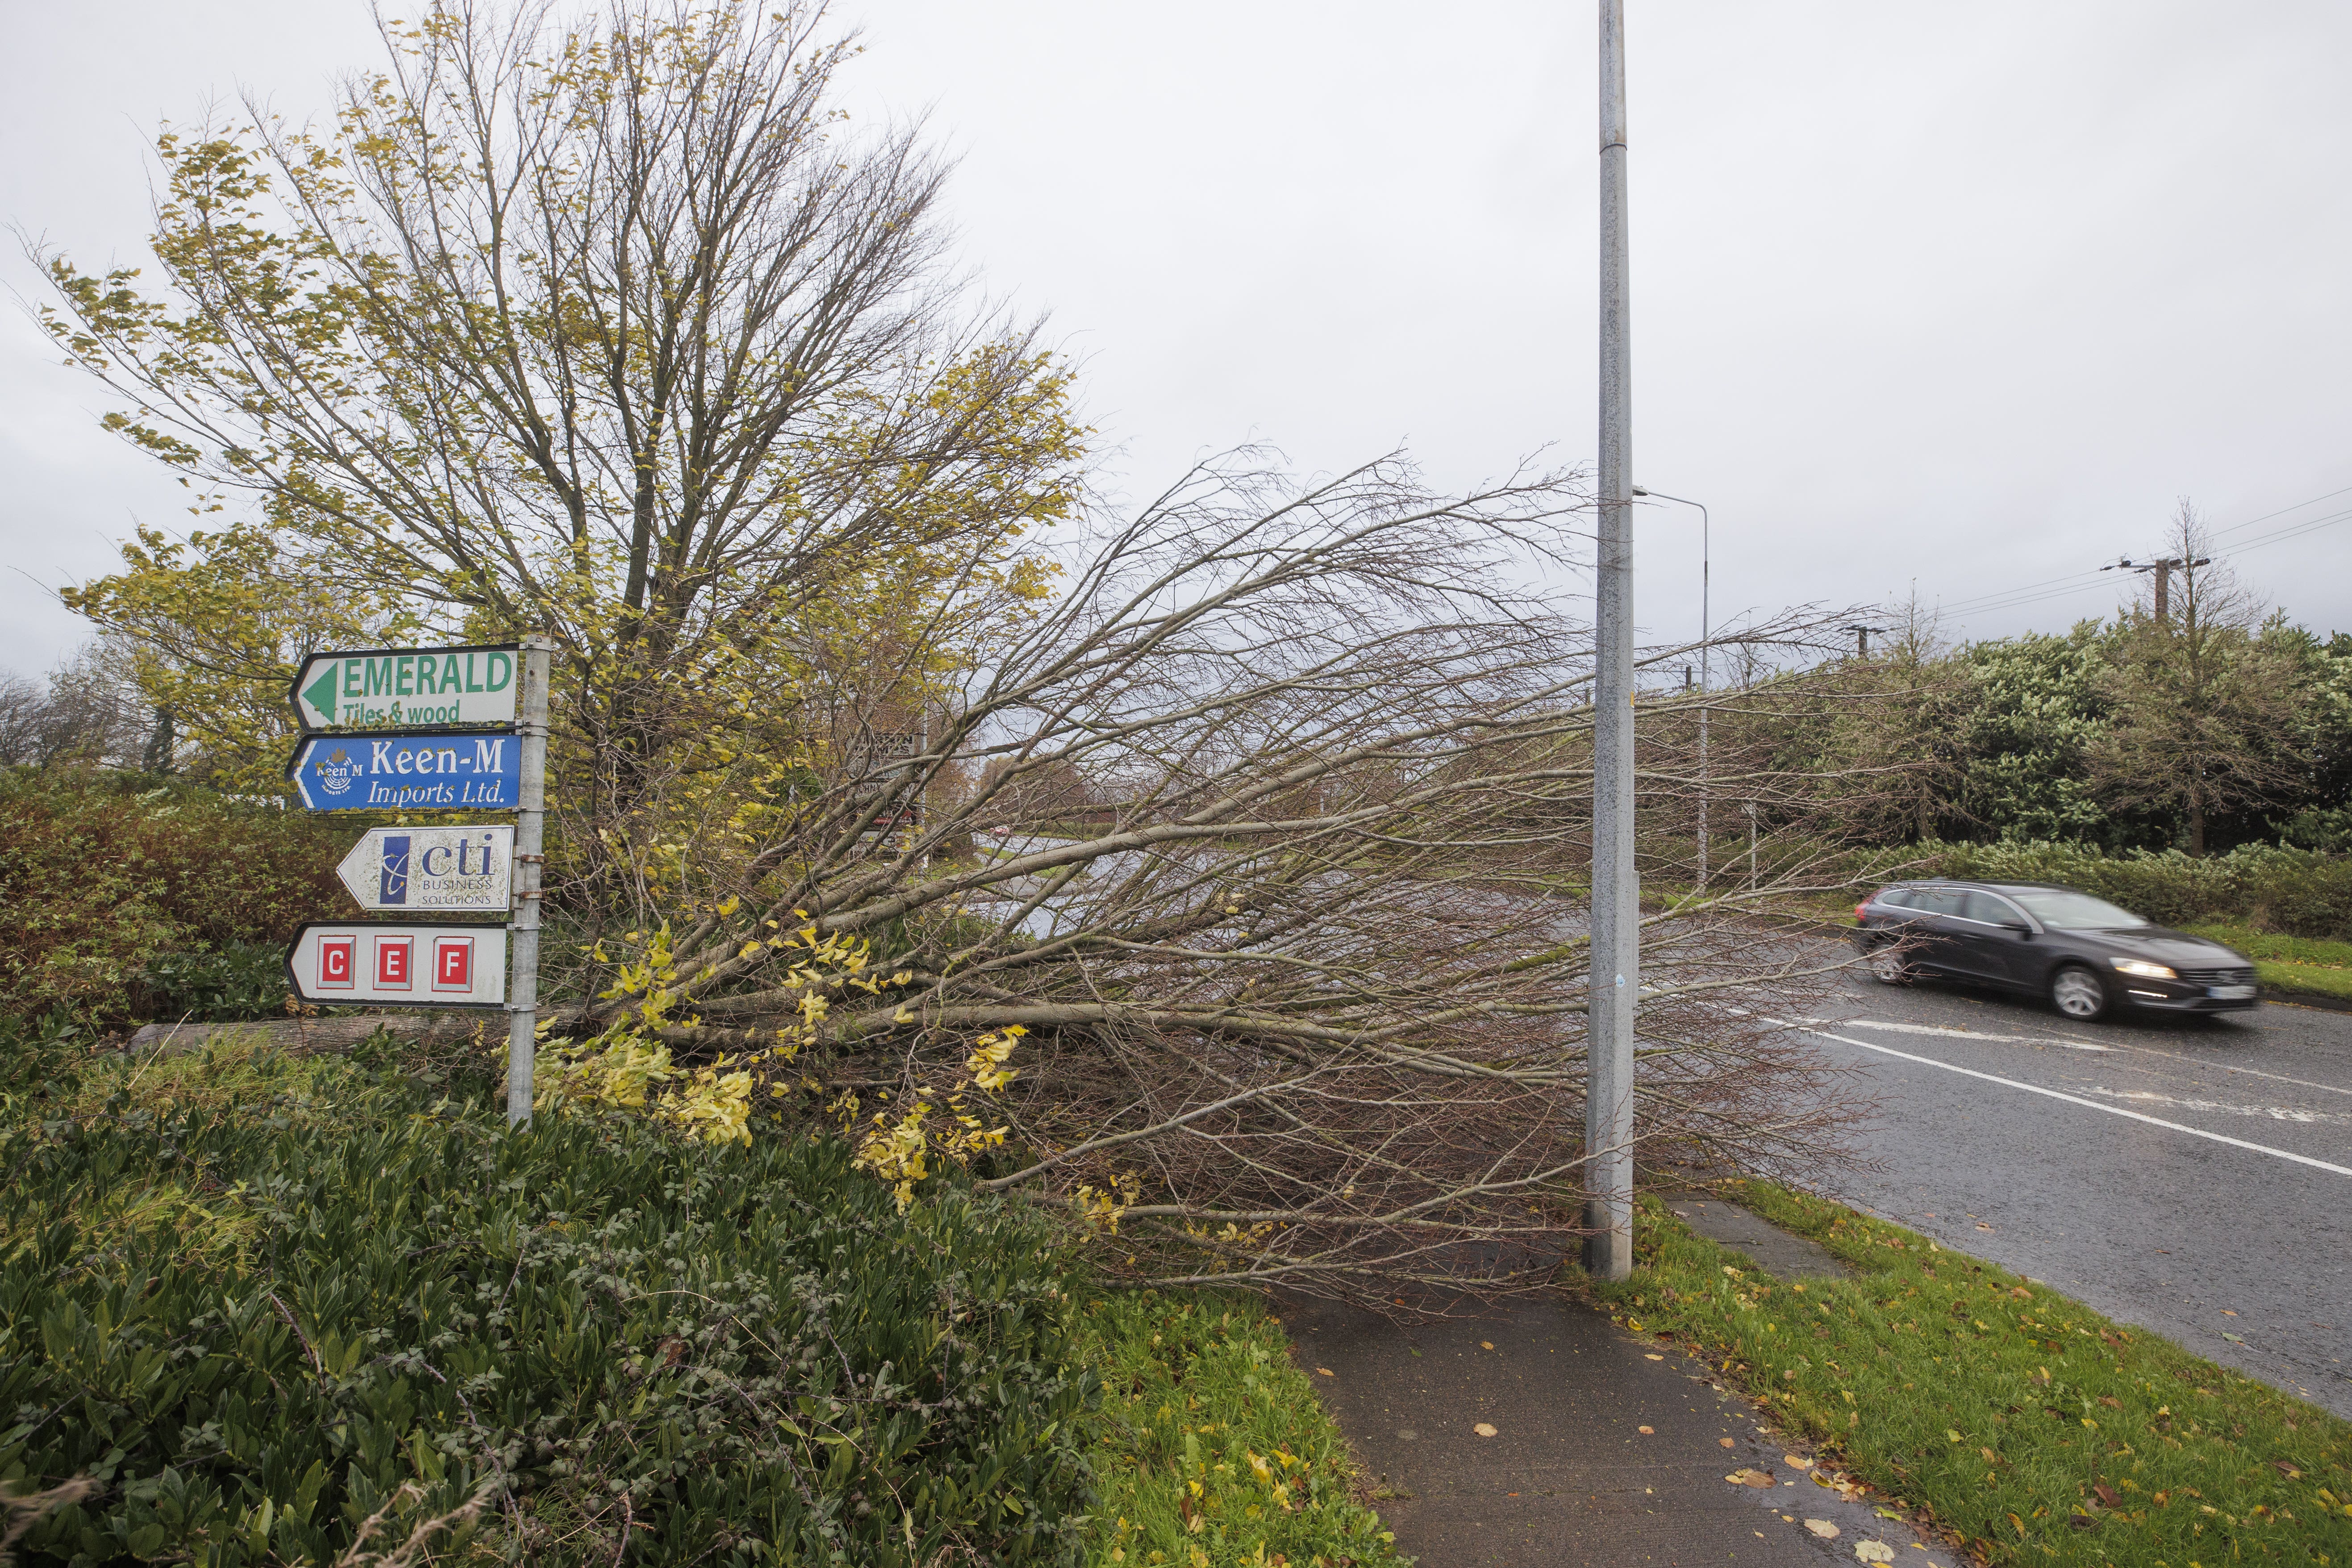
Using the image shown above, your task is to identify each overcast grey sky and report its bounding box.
[6,0,2349,680]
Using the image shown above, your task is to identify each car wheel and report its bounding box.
[2050,964,2110,1022]
[1868,945,1910,985]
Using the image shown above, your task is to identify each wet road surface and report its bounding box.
[1787,967,2352,1417]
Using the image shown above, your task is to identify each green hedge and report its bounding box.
[0,1028,1098,1566]
[1923,840,2352,939]
[0,771,353,1024]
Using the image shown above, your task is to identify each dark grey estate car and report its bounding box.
[1852,880,2259,1022]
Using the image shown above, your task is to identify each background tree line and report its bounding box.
[1763,506,2352,860]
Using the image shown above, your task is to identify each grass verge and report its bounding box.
[1584,1181,2352,1566]
[1078,1290,1406,1568]
[2185,923,2352,1004]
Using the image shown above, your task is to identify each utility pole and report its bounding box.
[1586,0,1637,1283]
[2103,555,2208,630]
[1850,624,1885,659]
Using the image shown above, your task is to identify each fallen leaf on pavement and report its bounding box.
[1314,1367,1334,1377]
[1473,1422,1498,1438]
[1638,1426,1655,1434]
[1784,1455,1812,1470]
[1804,1520,1839,1540]
[1480,1341,1494,1350]
[1719,1437,1737,1449]
[2221,1331,2246,1344]
[1727,1469,1776,1489]
[1976,1222,1993,1231]
[1854,1543,1896,1564]
[1644,1353,1664,1361]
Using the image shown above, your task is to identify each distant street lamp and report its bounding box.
[1631,486,1710,888]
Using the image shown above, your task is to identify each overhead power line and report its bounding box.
[2209,483,2352,539]
[1935,480,2352,629]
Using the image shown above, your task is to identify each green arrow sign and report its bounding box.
[301,664,341,721]
[288,644,520,731]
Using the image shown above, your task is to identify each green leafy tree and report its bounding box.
[2281,631,2352,850]
[2089,504,2312,856]
[38,0,1083,826]
[1947,621,2115,844]
[63,524,417,792]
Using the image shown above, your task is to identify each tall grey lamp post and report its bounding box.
[1586,0,1637,1282]
[1632,486,1708,888]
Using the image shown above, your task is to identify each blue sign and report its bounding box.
[382,834,410,901]
[288,730,523,812]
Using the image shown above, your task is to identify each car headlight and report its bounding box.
[2109,958,2177,980]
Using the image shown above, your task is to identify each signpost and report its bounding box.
[282,633,553,1127]
[287,730,524,811]
[285,921,508,1006]
[288,643,519,731]
[336,825,514,911]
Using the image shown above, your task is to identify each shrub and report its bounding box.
[0,1025,1099,1566]
[0,771,353,1024]
[132,940,297,1022]
[1924,840,2352,939]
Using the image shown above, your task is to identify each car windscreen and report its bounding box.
[2006,888,2148,930]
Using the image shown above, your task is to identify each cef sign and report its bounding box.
[289,644,518,730]
[286,922,508,1006]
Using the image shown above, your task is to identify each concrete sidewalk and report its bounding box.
[1277,1286,1955,1568]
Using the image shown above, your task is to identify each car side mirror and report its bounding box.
[2002,921,2032,936]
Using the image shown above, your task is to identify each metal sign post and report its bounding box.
[280,630,554,1133]
[505,637,554,1127]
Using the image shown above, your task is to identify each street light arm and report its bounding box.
[1631,486,1708,646]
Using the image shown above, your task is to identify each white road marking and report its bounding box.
[1776,1019,2352,1180]
[1817,1018,2111,1051]
[2079,1087,2347,1125]
[2097,1042,2352,1100]
[1823,1008,2352,1097]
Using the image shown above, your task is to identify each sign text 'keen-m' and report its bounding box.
[337,825,514,911]
[288,730,523,811]
[289,644,518,730]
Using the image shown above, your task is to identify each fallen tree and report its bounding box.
[35,0,1894,1304]
[539,452,1883,1302]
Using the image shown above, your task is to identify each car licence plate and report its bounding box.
[2206,984,2257,1000]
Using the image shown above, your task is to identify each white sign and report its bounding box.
[290,644,519,731]
[285,922,508,1006]
[336,826,514,912]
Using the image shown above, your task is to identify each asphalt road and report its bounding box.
[1781,966,2352,1418]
